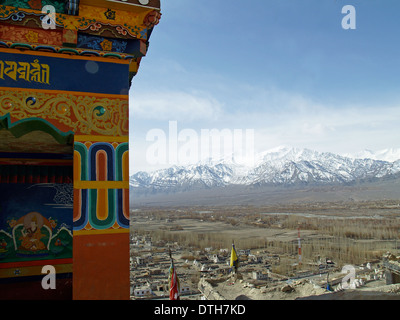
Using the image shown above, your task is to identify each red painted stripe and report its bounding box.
[0,258,72,269]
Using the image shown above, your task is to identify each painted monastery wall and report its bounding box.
[0,0,161,300]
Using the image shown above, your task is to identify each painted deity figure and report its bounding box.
[0,239,7,252]
[19,214,46,252]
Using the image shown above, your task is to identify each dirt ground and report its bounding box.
[132,216,322,243]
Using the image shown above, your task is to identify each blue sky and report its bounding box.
[129,0,400,173]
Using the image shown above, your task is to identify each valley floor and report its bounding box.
[130,200,400,300]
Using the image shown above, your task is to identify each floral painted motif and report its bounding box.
[0,25,62,45]
[100,39,112,51]
[77,34,128,53]
[24,30,38,43]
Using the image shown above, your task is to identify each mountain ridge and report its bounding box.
[130,146,400,196]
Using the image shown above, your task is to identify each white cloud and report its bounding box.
[250,103,400,155]
[130,90,224,122]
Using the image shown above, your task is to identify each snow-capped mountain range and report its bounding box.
[130,146,400,194]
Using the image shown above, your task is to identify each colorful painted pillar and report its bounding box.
[0,0,161,300]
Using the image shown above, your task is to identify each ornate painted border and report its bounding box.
[0,4,158,40]
[0,88,129,136]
